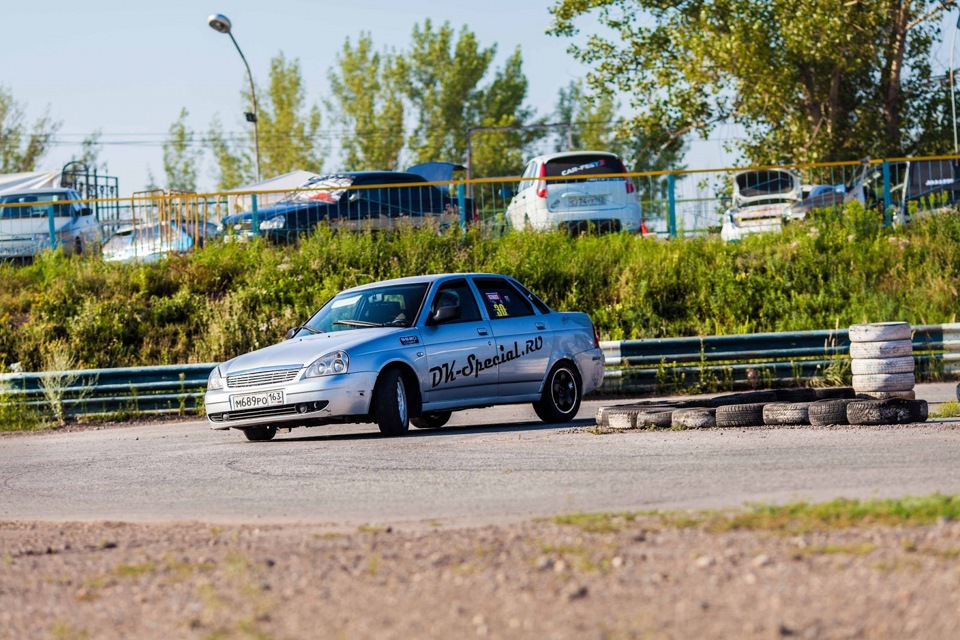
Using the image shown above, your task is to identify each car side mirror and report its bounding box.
[500,187,514,199]
[79,206,93,216]
[430,303,460,324]
[284,327,298,340]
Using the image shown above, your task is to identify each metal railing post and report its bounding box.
[251,193,260,236]
[47,205,58,250]
[457,183,467,235]
[881,162,893,227]
[667,173,677,238]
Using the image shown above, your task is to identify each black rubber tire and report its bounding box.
[715,403,767,427]
[849,322,911,343]
[846,398,928,425]
[671,407,716,429]
[411,411,452,429]
[241,426,277,441]
[597,404,676,427]
[774,388,818,402]
[373,368,410,436]
[533,362,583,423]
[858,390,916,400]
[711,391,777,406]
[763,401,812,425]
[813,387,856,400]
[808,399,856,426]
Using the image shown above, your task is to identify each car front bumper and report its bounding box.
[204,370,379,430]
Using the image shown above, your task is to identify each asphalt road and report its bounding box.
[2,383,958,527]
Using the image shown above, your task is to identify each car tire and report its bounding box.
[763,402,812,425]
[715,403,767,427]
[846,398,928,425]
[373,368,410,436]
[849,339,913,359]
[848,322,912,342]
[808,399,856,426]
[813,387,856,400]
[242,426,277,442]
[852,372,915,393]
[412,411,452,429]
[533,362,582,423]
[671,407,716,429]
[850,356,915,376]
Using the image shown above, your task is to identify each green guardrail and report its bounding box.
[2,325,958,419]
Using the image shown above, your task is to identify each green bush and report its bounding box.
[1,203,958,371]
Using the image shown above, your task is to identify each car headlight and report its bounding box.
[207,366,225,391]
[259,215,286,230]
[304,351,349,378]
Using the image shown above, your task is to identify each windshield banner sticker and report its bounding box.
[429,336,543,388]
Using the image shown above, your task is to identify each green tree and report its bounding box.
[553,80,620,153]
[162,108,202,191]
[208,53,323,188]
[70,130,107,173]
[258,53,323,176]
[468,48,545,177]
[549,0,954,165]
[0,85,61,173]
[327,33,405,171]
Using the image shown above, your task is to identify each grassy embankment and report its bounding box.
[1,201,959,429]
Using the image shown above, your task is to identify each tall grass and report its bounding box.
[1,204,958,370]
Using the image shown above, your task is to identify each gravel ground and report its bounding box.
[2,516,960,639]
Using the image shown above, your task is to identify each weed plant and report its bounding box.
[1,202,958,371]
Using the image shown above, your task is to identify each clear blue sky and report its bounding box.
[3,1,958,196]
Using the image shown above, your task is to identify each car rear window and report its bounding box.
[544,155,626,182]
[735,171,795,197]
[281,175,355,203]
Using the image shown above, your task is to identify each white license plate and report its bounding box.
[567,195,607,207]
[230,390,284,410]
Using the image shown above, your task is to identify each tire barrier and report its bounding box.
[848,322,917,398]
[846,398,928,425]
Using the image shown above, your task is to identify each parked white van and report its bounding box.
[720,169,802,242]
[505,151,644,234]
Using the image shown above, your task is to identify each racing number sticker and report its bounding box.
[492,302,508,317]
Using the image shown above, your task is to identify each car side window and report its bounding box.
[429,279,482,324]
[518,162,536,192]
[473,277,534,320]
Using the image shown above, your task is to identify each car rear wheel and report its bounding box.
[374,368,410,436]
[412,411,451,429]
[533,362,582,423]
[241,426,277,442]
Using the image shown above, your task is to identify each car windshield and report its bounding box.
[280,175,355,204]
[0,193,74,219]
[303,283,429,333]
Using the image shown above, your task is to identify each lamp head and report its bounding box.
[207,14,232,34]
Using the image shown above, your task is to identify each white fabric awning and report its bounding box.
[0,171,61,194]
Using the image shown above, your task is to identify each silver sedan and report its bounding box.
[205,273,605,441]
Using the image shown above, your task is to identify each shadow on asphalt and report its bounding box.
[269,418,596,444]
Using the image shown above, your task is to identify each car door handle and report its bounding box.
[535,322,545,330]
[477,327,488,336]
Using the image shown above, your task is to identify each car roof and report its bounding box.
[525,150,624,164]
[342,273,514,293]
[0,188,77,197]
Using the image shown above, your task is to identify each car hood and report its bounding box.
[221,201,331,224]
[218,327,413,376]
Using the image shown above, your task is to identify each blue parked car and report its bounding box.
[220,168,476,242]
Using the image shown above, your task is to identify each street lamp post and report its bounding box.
[207,13,261,182]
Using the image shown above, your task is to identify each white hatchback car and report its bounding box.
[505,151,644,233]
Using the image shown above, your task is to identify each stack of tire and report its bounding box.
[849,322,915,399]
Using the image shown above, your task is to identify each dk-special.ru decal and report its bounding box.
[429,336,544,388]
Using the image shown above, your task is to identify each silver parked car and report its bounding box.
[205,273,605,441]
[0,188,102,260]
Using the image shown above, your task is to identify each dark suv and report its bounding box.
[220,171,475,242]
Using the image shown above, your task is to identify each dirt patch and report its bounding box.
[2,518,959,639]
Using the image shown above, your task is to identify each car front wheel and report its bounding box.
[374,368,410,436]
[533,362,582,423]
[241,426,277,442]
